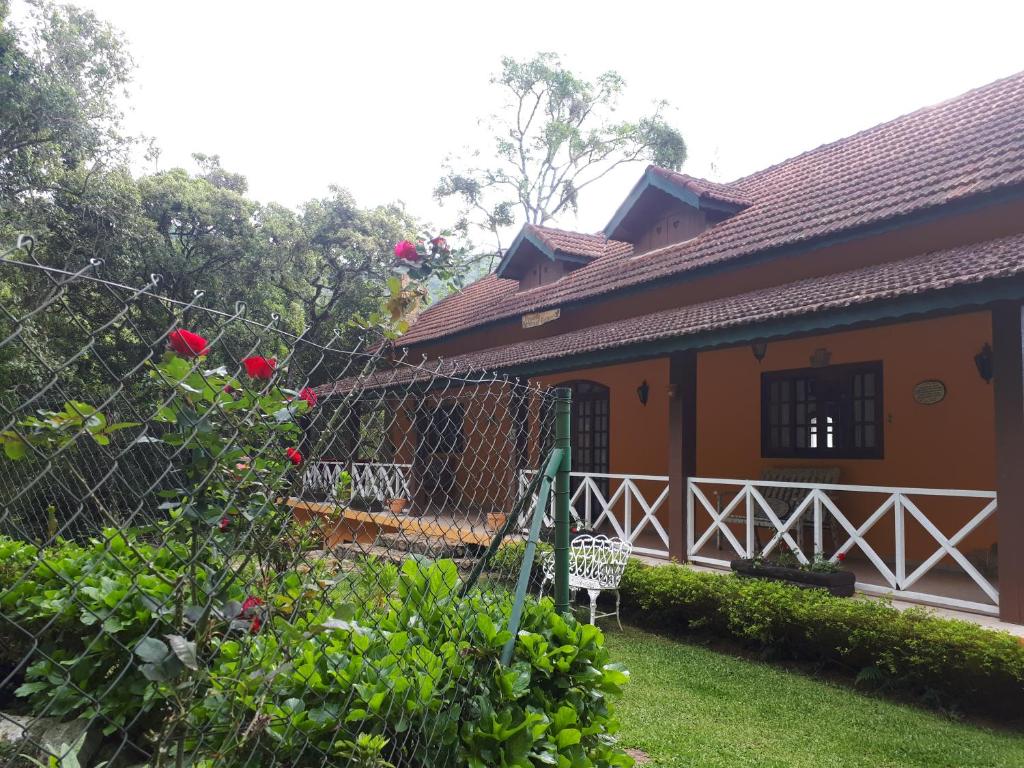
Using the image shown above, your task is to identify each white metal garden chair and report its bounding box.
[538,534,632,628]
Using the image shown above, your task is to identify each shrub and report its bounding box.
[1,534,633,767]
[619,559,1024,716]
[190,557,632,767]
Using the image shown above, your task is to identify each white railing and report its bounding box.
[518,470,671,558]
[303,461,412,503]
[687,477,999,615]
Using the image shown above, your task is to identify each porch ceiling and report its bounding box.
[318,231,1024,395]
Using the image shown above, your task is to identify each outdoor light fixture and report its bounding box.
[751,341,767,363]
[636,379,650,406]
[975,342,993,383]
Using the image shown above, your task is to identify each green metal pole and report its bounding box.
[553,386,572,615]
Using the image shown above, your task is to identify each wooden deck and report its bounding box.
[286,498,499,549]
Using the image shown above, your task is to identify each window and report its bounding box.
[761,362,883,459]
[417,401,465,454]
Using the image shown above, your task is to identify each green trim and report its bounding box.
[553,387,572,615]
[501,446,564,666]
[504,275,1024,378]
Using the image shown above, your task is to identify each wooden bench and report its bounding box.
[717,467,840,553]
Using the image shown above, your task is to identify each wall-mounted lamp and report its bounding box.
[751,341,767,364]
[975,342,993,383]
[636,379,650,406]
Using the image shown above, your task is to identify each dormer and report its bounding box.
[496,224,610,291]
[604,166,750,256]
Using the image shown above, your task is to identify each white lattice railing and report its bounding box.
[518,470,671,558]
[687,477,999,615]
[303,461,412,503]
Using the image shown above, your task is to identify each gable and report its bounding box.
[604,166,750,245]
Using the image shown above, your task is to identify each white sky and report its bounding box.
[34,0,1024,239]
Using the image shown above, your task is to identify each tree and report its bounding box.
[435,52,686,267]
[0,1,461,395]
[0,0,132,222]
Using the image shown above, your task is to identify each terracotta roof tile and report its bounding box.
[401,71,1024,346]
[319,231,1024,394]
[647,167,752,208]
[525,224,624,260]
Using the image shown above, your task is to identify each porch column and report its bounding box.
[992,302,1024,624]
[668,351,697,562]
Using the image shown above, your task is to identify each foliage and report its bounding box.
[1,534,633,766]
[0,5,471,396]
[436,52,686,265]
[752,550,842,574]
[0,338,631,766]
[618,560,1024,717]
[189,557,631,768]
[0,0,132,216]
[607,627,1024,768]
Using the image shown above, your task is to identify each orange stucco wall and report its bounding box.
[696,311,995,491]
[533,358,671,477]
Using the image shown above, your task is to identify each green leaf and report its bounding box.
[3,438,27,460]
[555,728,581,748]
[134,637,169,664]
[165,634,198,670]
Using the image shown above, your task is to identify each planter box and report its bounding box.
[730,558,856,597]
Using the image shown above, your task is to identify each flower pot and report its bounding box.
[388,498,409,515]
[730,558,856,597]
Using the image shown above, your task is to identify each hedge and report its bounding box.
[618,559,1024,717]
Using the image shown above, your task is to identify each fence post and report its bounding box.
[554,386,572,615]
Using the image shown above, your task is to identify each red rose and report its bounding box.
[299,387,318,408]
[286,447,302,465]
[837,552,846,562]
[223,384,236,395]
[242,356,276,380]
[167,329,209,358]
[430,236,449,253]
[218,516,230,531]
[249,616,262,633]
[242,595,263,614]
[394,240,420,262]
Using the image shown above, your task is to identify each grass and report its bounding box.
[604,626,1024,768]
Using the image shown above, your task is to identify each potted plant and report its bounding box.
[388,497,409,515]
[731,551,855,597]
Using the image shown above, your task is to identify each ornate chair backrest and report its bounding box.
[569,534,632,588]
[760,467,841,507]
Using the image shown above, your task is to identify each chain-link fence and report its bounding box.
[0,239,632,768]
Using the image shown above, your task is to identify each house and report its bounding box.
[320,71,1024,623]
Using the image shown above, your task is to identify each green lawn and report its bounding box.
[604,626,1024,768]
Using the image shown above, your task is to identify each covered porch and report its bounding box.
[305,300,1024,623]
[517,303,1023,622]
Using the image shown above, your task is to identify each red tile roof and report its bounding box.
[524,224,626,260]
[646,167,752,209]
[401,71,1024,347]
[319,231,1024,394]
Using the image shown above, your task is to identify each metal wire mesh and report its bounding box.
[0,238,565,768]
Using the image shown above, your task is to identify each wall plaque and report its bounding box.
[522,308,560,328]
[913,379,946,405]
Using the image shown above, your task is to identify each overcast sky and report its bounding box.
[44,0,1024,238]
